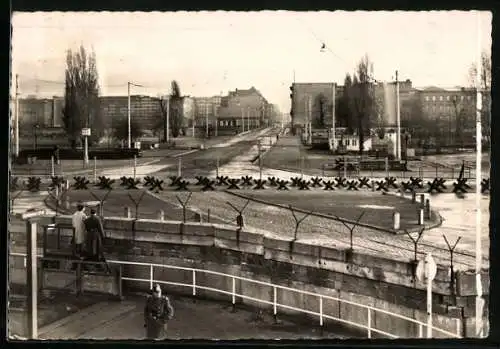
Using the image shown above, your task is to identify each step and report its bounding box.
[39,300,136,339]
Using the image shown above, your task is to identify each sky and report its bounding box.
[11,11,492,112]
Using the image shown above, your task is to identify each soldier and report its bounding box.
[144,284,174,340]
[84,208,105,262]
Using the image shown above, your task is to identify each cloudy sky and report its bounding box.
[11,11,491,112]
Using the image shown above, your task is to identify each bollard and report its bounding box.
[393,211,401,230]
[418,207,424,225]
[343,156,347,179]
[207,209,211,223]
[93,156,97,183]
[425,199,431,220]
[157,210,164,221]
[133,156,137,180]
[412,191,416,203]
[178,157,182,177]
[371,180,375,192]
[420,194,425,206]
[124,207,131,219]
[216,157,220,178]
[51,156,55,177]
[385,157,389,178]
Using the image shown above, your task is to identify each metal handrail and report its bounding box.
[9,252,461,339]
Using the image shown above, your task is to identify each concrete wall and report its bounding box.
[10,215,489,338]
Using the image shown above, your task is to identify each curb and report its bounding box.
[381,191,444,233]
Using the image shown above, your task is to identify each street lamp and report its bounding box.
[128,82,144,148]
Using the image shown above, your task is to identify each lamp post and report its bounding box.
[33,124,39,150]
[127,81,144,148]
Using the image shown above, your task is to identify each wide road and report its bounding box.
[149,128,279,179]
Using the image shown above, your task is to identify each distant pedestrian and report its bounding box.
[144,284,174,340]
[84,208,105,262]
[53,146,60,165]
[71,203,87,258]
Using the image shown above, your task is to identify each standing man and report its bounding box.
[84,208,105,262]
[71,203,87,258]
[144,284,174,340]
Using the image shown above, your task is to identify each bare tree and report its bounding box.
[468,50,491,143]
[159,81,184,140]
[62,45,103,149]
[351,54,376,155]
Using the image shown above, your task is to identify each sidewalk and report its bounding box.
[35,295,349,340]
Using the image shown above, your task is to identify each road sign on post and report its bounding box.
[81,128,91,137]
[416,253,437,338]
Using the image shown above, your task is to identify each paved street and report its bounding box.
[35,295,350,340]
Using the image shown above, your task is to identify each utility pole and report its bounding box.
[166,96,170,144]
[247,107,250,131]
[14,74,20,157]
[241,107,244,133]
[205,103,209,138]
[332,83,336,153]
[127,82,131,148]
[128,82,144,148]
[396,70,401,160]
[307,96,312,144]
[474,10,484,338]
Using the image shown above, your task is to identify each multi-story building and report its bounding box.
[182,96,196,126]
[100,95,162,135]
[218,87,269,129]
[193,96,222,127]
[289,82,336,130]
[18,97,54,132]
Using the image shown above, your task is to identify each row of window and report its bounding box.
[424,95,471,102]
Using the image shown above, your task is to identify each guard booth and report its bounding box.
[39,221,122,299]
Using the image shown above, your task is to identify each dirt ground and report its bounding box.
[55,189,227,224]
[231,190,438,232]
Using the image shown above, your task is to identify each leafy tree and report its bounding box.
[62,45,103,149]
[112,117,144,143]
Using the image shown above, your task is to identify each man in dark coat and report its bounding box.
[144,284,174,340]
[83,208,105,261]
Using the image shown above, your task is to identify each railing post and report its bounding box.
[192,270,196,296]
[232,277,236,310]
[419,323,423,338]
[367,308,372,338]
[149,264,153,290]
[273,286,277,323]
[319,296,323,328]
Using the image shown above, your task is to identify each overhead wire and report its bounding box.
[294,16,383,84]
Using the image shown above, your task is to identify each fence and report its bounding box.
[9,252,462,339]
[321,162,476,180]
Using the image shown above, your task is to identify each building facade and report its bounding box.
[99,95,162,135]
[217,87,269,129]
[193,96,222,127]
[290,82,336,129]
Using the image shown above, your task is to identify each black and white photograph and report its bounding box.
[8,10,491,340]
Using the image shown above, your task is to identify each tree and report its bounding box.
[112,117,144,143]
[313,94,327,128]
[351,54,376,155]
[468,50,491,142]
[62,45,103,149]
[159,81,184,140]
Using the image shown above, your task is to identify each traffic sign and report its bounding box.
[81,128,91,137]
[416,253,437,282]
[20,208,46,220]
